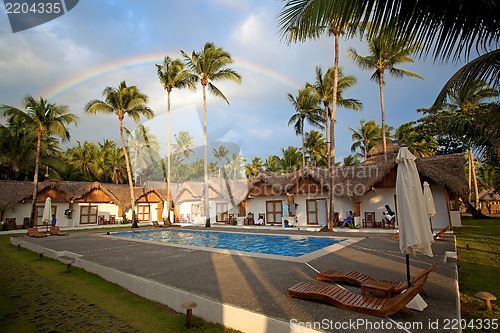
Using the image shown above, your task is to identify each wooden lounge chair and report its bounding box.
[50,226,69,236]
[152,221,167,228]
[317,263,437,297]
[27,227,47,238]
[433,225,450,240]
[288,281,424,317]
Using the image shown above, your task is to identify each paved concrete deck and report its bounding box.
[10,226,459,333]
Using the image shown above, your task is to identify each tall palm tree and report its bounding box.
[156,56,197,221]
[128,125,162,186]
[308,66,362,166]
[212,145,230,178]
[395,122,438,158]
[349,32,423,160]
[226,153,245,179]
[85,81,154,228]
[245,157,263,178]
[1,96,78,226]
[65,141,100,181]
[287,86,324,167]
[263,155,282,173]
[280,146,303,172]
[182,42,241,227]
[349,119,382,160]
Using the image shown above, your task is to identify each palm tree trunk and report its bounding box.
[325,103,330,168]
[379,72,387,161]
[30,132,42,227]
[468,148,473,203]
[166,90,172,223]
[328,32,340,230]
[202,85,210,227]
[120,116,137,228]
[469,148,480,208]
[301,119,306,167]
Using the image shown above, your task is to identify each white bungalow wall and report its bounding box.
[360,186,451,229]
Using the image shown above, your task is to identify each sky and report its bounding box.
[0,0,466,165]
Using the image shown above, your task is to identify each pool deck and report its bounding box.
[10,225,459,333]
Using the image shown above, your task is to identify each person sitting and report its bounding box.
[255,217,264,225]
[383,205,396,226]
[341,211,354,228]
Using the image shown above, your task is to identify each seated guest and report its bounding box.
[383,204,396,225]
[341,211,354,228]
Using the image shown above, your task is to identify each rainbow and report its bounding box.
[42,51,301,100]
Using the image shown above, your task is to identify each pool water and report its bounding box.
[111,229,344,257]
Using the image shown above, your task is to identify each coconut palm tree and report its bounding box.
[280,146,303,172]
[181,42,241,227]
[245,157,263,178]
[128,125,162,186]
[304,130,327,167]
[348,32,423,161]
[212,145,230,178]
[287,86,324,166]
[226,153,246,179]
[349,119,382,160]
[156,56,197,221]
[343,155,361,166]
[263,155,282,173]
[308,66,362,166]
[172,131,195,160]
[1,96,78,226]
[395,122,438,158]
[65,141,100,181]
[85,81,153,228]
[444,80,500,209]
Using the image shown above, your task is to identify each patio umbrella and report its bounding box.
[41,197,52,233]
[396,147,434,287]
[423,181,437,233]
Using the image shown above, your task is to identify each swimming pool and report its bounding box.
[109,229,349,261]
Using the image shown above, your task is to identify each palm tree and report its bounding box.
[182,42,241,227]
[277,1,499,99]
[343,155,361,166]
[156,56,197,221]
[245,157,263,177]
[349,119,382,160]
[348,32,423,160]
[1,96,78,226]
[395,122,438,158]
[287,86,324,166]
[65,141,100,181]
[128,125,162,185]
[85,81,154,228]
[172,131,195,160]
[304,130,327,167]
[444,80,500,209]
[308,66,362,166]
[280,146,302,172]
[263,155,282,172]
[212,145,230,178]
[226,153,245,179]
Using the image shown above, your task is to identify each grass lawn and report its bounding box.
[0,232,240,333]
[454,216,500,332]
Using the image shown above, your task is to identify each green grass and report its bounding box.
[454,216,500,332]
[0,232,240,333]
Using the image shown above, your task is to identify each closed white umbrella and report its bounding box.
[396,147,434,287]
[423,181,437,233]
[41,197,52,233]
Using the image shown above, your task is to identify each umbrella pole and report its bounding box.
[430,218,434,233]
[406,254,411,288]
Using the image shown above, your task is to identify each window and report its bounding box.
[306,199,318,224]
[80,205,97,224]
[216,203,228,222]
[266,200,283,224]
[137,205,150,222]
[191,204,201,217]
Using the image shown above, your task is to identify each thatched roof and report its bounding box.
[367,142,400,158]
[245,153,468,199]
[172,178,249,204]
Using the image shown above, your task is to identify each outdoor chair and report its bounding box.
[288,281,424,317]
[6,218,17,230]
[333,212,340,227]
[363,211,380,228]
[316,263,436,297]
[109,215,116,224]
[50,226,69,236]
[152,221,167,228]
[433,225,450,240]
[27,227,47,238]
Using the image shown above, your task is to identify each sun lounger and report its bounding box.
[50,226,69,236]
[316,263,436,297]
[152,221,167,228]
[288,281,424,317]
[27,227,47,238]
[433,225,450,240]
